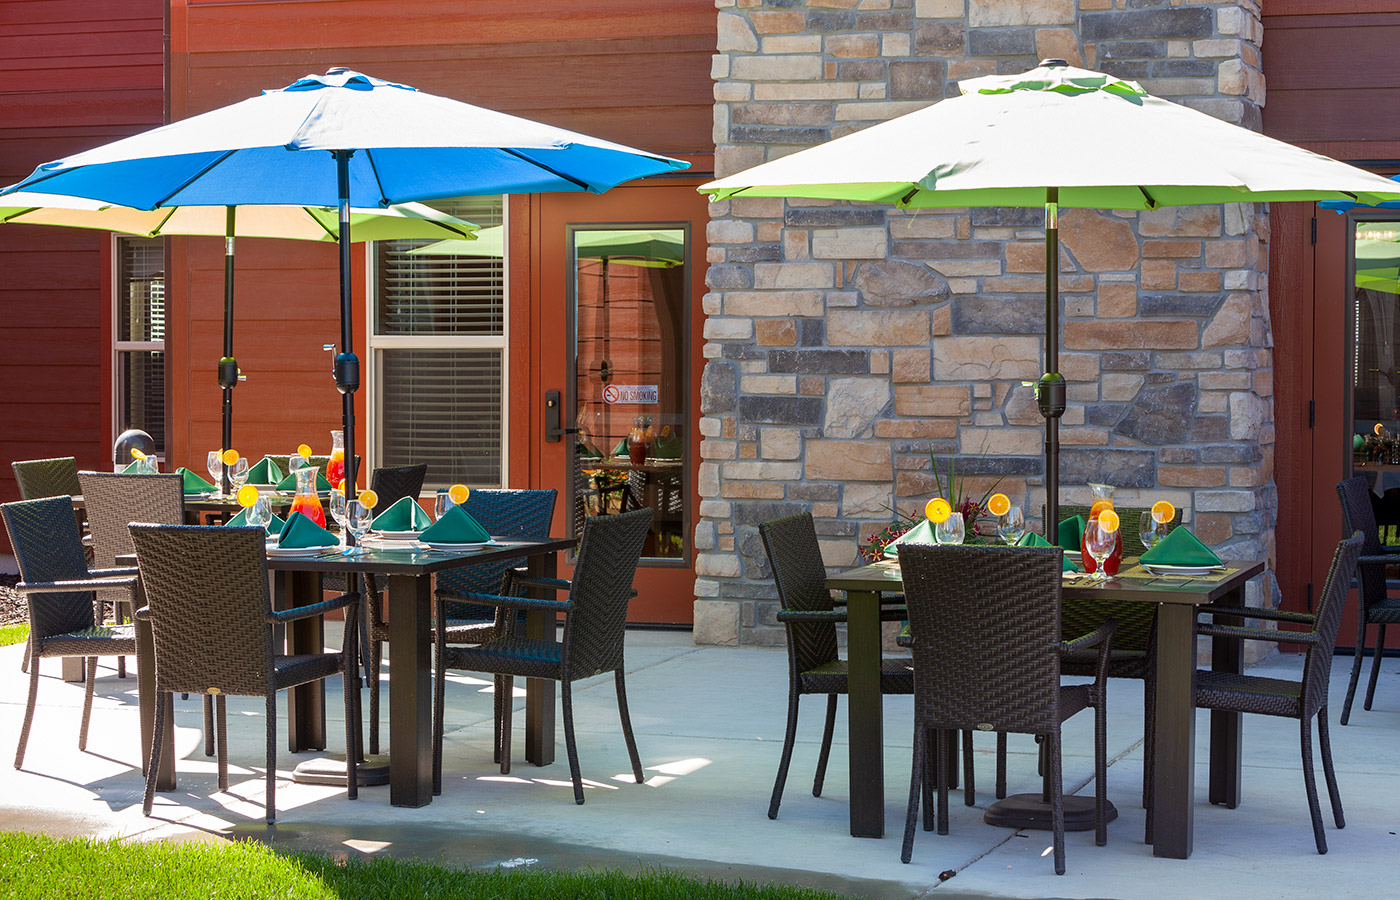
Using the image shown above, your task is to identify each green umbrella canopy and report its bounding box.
[1356,233,1400,294]
[409,226,683,267]
[699,60,1400,531]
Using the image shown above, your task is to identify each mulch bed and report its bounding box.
[0,573,23,627]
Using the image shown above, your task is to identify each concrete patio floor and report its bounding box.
[1,629,1398,900]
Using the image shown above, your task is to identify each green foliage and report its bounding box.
[0,833,860,900]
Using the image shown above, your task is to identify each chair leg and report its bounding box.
[265,693,278,825]
[344,653,360,803]
[493,674,505,764]
[1095,700,1109,847]
[1301,714,1327,853]
[1364,624,1387,712]
[1341,614,1368,725]
[935,728,950,835]
[498,676,514,775]
[203,694,215,757]
[368,629,382,757]
[901,721,925,864]
[1142,669,1156,807]
[1317,707,1344,829]
[614,670,644,784]
[78,656,97,752]
[432,635,446,796]
[14,650,41,769]
[962,730,975,807]
[768,688,801,820]
[995,732,1007,800]
[1050,732,1066,875]
[813,694,837,798]
[922,729,935,831]
[216,695,229,792]
[143,693,166,816]
[562,680,585,805]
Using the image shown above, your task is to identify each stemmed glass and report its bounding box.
[245,496,273,532]
[998,506,1026,545]
[328,488,347,548]
[206,450,224,498]
[435,489,458,521]
[1139,511,1170,553]
[228,457,250,495]
[1084,519,1117,581]
[935,511,966,545]
[345,499,373,555]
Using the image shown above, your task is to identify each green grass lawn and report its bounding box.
[0,832,860,900]
[0,624,27,648]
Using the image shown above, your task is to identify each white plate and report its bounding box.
[374,529,424,541]
[267,545,337,557]
[1143,563,1221,576]
[422,540,494,551]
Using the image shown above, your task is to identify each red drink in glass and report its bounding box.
[291,494,326,528]
[327,451,345,489]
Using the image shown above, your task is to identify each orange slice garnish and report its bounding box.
[1376,423,1386,436]
[130,449,147,460]
[1098,509,1121,533]
[987,493,1010,517]
[1151,500,1176,525]
[448,484,470,504]
[925,497,951,524]
[221,449,240,466]
[358,489,379,509]
[236,485,259,508]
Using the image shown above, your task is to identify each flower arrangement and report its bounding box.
[859,451,1006,563]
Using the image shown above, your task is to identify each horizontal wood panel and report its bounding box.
[0,62,163,94]
[0,32,161,63]
[1265,1,1400,15]
[0,89,165,130]
[1262,17,1400,90]
[1,0,162,26]
[1264,88,1400,144]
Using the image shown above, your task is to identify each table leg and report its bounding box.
[1209,589,1245,809]
[1151,602,1198,858]
[846,588,884,838]
[136,603,176,791]
[525,548,558,767]
[62,657,84,683]
[387,573,433,807]
[278,570,326,752]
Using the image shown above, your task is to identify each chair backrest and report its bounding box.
[78,471,184,568]
[437,489,558,616]
[0,496,96,641]
[1301,531,1364,718]
[370,464,427,510]
[129,524,275,697]
[561,507,652,678]
[1337,476,1385,616]
[758,513,840,674]
[11,457,81,500]
[898,543,1064,735]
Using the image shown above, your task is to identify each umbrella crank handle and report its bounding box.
[325,343,360,394]
[1028,376,1066,419]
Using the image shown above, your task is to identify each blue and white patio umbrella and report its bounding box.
[2,68,689,503]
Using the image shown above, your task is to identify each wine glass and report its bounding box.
[228,457,250,494]
[245,496,273,532]
[345,499,373,555]
[935,512,965,545]
[1140,511,1170,553]
[328,488,347,547]
[206,450,224,497]
[435,488,458,520]
[1084,519,1117,581]
[998,505,1026,545]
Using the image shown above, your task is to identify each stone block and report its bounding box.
[873,418,957,439]
[1139,206,1222,238]
[806,9,856,31]
[1082,7,1213,40]
[1102,351,1149,370]
[693,599,740,646]
[890,60,947,99]
[828,309,931,346]
[768,348,870,374]
[825,377,891,438]
[725,291,825,318]
[1194,512,1233,545]
[914,21,966,55]
[1204,240,1247,269]
[760,427,802,461]
[1191,415,1230,441]
[1195,490,1256,513]
[812,227,889,259]
[1098,282,1137,318]
[725,244,784,263]
[731,54,825,82]
[968,27,1036,56]
[951,296,1045,334]
[1099,40,1166,59]
[892,348,932,383]
[933,336,1043,381]
[800,319,825,347]
[1065,320,1198,350]
[1203,292,1252,348]
[969,0,1073,26]
[754,83,861,101]
[786,208,887,228]
[740,375,798,395]
[1139,293,1224,317]
[961,427,1043,456]
[1115,381,1198,445]
[929,260,1003,278]
[756,320,799,347]
[753,263,836,290]
[983,276,1052,293]
[718,12,759,52]
[1035,28,1083,65]
[807,440,893,481]
[854,260,951,308]
[894,384,972,417]
[1058,448,1156,488]
[916,0,964,15]
[751,10,807,34]
[732,103,833,127]
[883,33,912,57]
[1101,373,1145,402]
[1179,271,1223,293]
[826,33,880,58]
[706,265,754,291]
[1143,240,1201,259]
[1158,465,1227,487]
[738,396,824,426]
[702,361,738,415]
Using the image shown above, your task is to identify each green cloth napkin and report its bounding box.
[278,511,338,549]
[884,519,936,558]
[275,469,333,492]
[652,434,682,459]
[1016,532,1079,571]
[175,467,216,494]
[419,505,491,544]
[611,437,629,457]
[246,457,284,485]
[372,496,431,532]
[120,460,147,474]
[1140,528,1222,567]
[1057,515,1086,553]
[225,509,286,535]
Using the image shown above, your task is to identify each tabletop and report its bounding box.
[262,536,577,575]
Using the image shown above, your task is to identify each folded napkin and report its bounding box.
[120,460,150,474]
[275,469,333,492]
[1016,532,1078,571]
[1057,515,1086,554]
[372,496,432,532]
[246,457,285,485]
[1140,528,1222,567]
[652,434,683,459]
[883,519,936,558]
[175,467,216,494]
[419,505,491,544]
[278,511,338,549]
[225,509,286,535]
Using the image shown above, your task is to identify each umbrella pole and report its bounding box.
[1037,188,1066,535]
[333,150,361,508]
[218,206,238,494]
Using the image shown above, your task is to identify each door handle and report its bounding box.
[545,390,578,443]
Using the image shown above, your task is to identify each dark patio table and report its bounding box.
[135,535,575,808]
[824,556,1265,859]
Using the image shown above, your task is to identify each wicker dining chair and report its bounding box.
[1,496,139,770]
[896,543,1114,875]
[430,488,557,791]
[435,507,651,804]
[1335,476,1400,723]
[128,524,362,824]
[12,456,82,500]
[758,513,916,820]
[1182,531,1363,854]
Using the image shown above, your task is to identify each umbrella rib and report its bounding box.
[502,149,591,191]
[150,207,179,236]
[153,149,239,208]
[363,150,392,208]
[1137,185,1160,209]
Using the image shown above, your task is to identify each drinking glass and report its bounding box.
[206,450,223,497]
[998,506,1026,545]
[345,499,373,555]
[1084,520,1117,581]
[934,512,965,545]
[245,496,273,532]
[435,488,458,520]
[328,488,347,547]
[1139,511,1170,553]
[228,457,250,493]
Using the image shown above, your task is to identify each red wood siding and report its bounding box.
[0,1,163,533]
[165,0,716,474]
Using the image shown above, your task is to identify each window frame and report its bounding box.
[111,233,167,461]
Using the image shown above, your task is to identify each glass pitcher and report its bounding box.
[1081,482,1123,575]
[627,416,654,466]
[290,465,327,528]
[327,429,346,489]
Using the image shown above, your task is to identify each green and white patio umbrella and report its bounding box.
[701,60,1400,528]
[409,225,684,267]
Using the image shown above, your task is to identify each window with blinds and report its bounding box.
[115,237,166,454]
[371,197,507,490]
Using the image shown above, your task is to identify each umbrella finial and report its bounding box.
[1040,58,1068,68]
[326,66,351,75]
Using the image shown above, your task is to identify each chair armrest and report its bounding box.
[1195,622,1318,645]
[1060,621,1115,655]
[1198,604,1316,626]
[777,609,848,623]
[452,590,574,613]
[89,566,140,578]
[1358,554,1400,566]
[268,592,356,624]
[504,573,572,594]
[18,575,138,594]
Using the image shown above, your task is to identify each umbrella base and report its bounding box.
[983,793,1116,832]
[292,752,390,787]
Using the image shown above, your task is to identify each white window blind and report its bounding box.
[115,236,165,454]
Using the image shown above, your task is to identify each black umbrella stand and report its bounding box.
[217,206,238,495]
[1037,186,1066,534]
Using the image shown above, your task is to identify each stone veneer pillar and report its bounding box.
[697,0,1273,647]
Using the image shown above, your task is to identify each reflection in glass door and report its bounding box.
[1349,218,1400,538]
[569,227,688,562]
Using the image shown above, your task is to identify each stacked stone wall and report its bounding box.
[698,0,1274,647]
